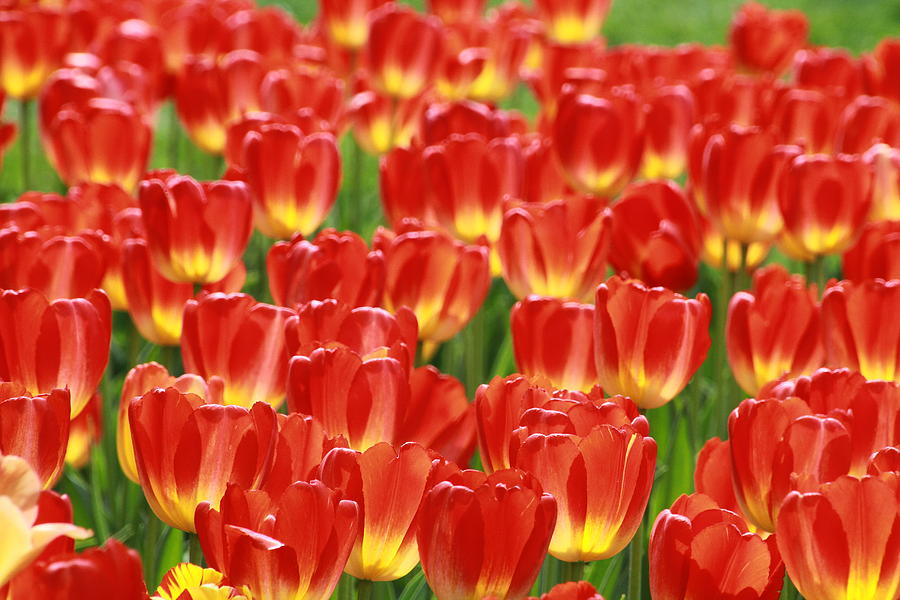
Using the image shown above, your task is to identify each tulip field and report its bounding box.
[2,0,900,598]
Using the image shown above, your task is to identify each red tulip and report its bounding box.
[533,0,610,44]
[769,88,838,154]
[348,88,428,155]
[649,493,784,600]
[693,437,742,518]
[420,101,526,147]
[465,19,530,104]
[258,66,345,131]
[530,581,605,600]
[869,447,900,476]
[195,481,358,600]
[284,299,418,366]
[513,398,656,561]
[129,387,278,532]
[417,468,557,600]
[319,0,392,50]
[520,135,571,204]
[424,133,523,247]
[318,442,436,581]
[363,5,444,99]
[511,297,597,393]
[759,368,900,478]
[117,362,216,484]
[726,264,824,395]
[642,85,695,179]
[778,153,872,257]
[218,7,303,64]
[842,221,900,282]
[375,227,490,355]
[174,51,266,155]
[154,563,245,600]
[234,124,340,239]
[0,6,68,99]
[822,279,900,381]
[792,48,867,101]
[428,0,485,25]
[379,147,430,230]
[498,196,611,301]
[729,2,808,76]
[44,98,151,193]
[777,474,900,600]
[0,231,106,301]
[287,346,408,451]
[267,229,384,309]
[399,366,476,466]
[0,385,69,489]
[139,172,253,284]
[155,0,243,73]
[553,88,644,198]
[182,293,294,409]
[0,288,110,418]
[699,125,800,244]
[864,143,900,221]
[609,180,702,292]
[834,95,900,155]
[7,539,147,600]
[594,276,711,409]
[63,391,102,470]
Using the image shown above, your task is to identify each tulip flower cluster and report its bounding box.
[0,0,898,599]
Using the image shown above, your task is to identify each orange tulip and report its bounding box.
[287,346,408,451]
[594,276,711,409]
[726,264,824,395]
[182,293,294,409]
[424,133,523,247]
[233,124,340,239]
[129,387,278,532]
[417,468,557,600]
[7,538,146,599]
[139,172,253,285]
[0,385,69,489]
[319,0,392,50]
[699,125,800,244]
[63,391,101,470]
[375,227,490,354]
[0,455,91,588]
[117,362,216,484]
[609,180,702,292]
[777,474,900,600]
[318,442,435,581]
[513,398,656,561]
[498,196,611,301]
[195,481,358,600]
[842,221,900,282]
[44,98,152,193]
[533,0,610,44]
[267,229,384,309]
[284,299,418,366]
[154,563,247,600]
[398,366,476,466]
[553,87,644,198]
[864,143,900,221]
[0,6,68,99]
[363,4,444,99]
[0,231,106,301]
[511,297,597,393]
[0,288,110,418]
[729,2,808,76]
[822,279,900,381]
[649,493,784,600]
[778,154,872,257]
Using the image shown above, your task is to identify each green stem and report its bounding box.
[357,579,374,600]
[627,518,646,599]
[168,103,180,172]
[142,513,161,584]
[464,308,485,397]
[189,532,203,566]
[780,572,800,599]
[713,238,734,437]
[558,560,586,584]
[806,255,827,300]
[343,135,364,233]
[19,99,32,190]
